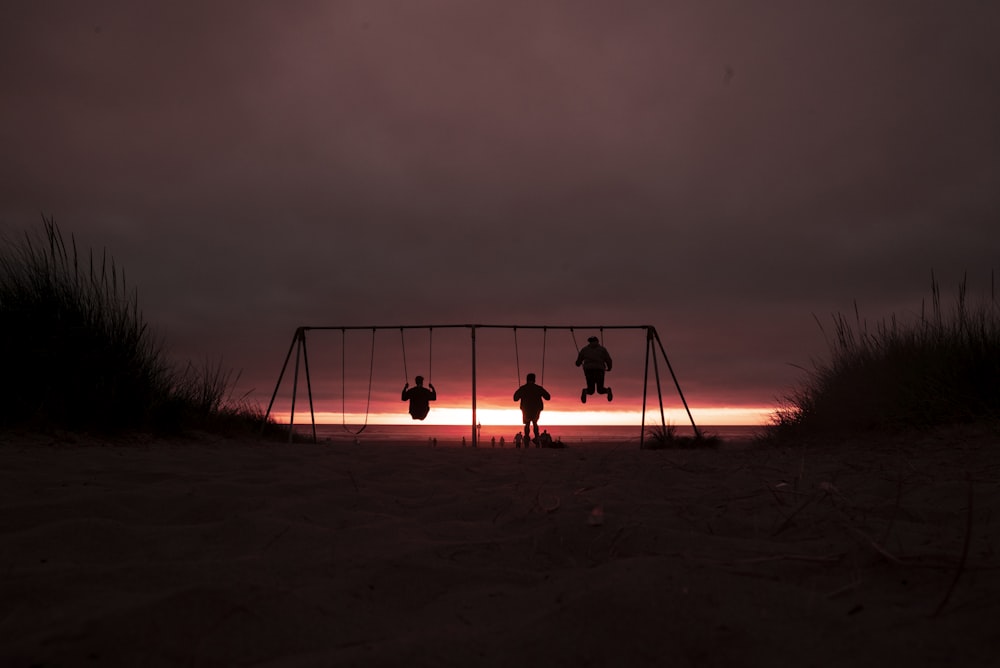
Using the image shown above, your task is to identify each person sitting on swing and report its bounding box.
[401,375,436,420]
[513,372,551,444]
[576,336,613,403]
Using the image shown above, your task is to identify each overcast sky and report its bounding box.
[2,1,998,425]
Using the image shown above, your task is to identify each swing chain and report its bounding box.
[540,327,547,385]
[342,327,375,436]
[513,327,547,386]
[400,327,408,384]
[513,327,521,386]
[401,327,433,385]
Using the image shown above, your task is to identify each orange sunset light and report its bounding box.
[280,405,772,428]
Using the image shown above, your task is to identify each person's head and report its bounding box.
[587,336,599,345]
[526,373,536,383]
[415,375,424,385]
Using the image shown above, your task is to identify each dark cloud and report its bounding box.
[2,0,998,423]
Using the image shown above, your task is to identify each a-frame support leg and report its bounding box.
[262,327,301,439]
[651,332,667,430]
[640,326,671,449]
[640,328,651,449]
[301,330,317,443]
[651,326,700,438]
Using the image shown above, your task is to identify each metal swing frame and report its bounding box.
[262,324,699,448]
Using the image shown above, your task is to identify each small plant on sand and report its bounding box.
[643,423,719,449]
[0,217,280,436]
[768,274,1000,440]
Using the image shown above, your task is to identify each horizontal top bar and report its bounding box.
[299,324,654,331]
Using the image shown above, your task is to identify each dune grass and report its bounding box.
[642,423,721,449]
[0,216,281,437]
[767,274,1000,441]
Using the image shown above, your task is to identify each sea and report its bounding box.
[293,423,764,446]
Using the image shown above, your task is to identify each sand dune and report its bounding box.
[1,429,997,667]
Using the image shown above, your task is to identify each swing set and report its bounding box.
[262,324,698,448]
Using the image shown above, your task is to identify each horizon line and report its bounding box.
[274,406,774,428]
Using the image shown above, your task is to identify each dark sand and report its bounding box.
[1,428,998,667]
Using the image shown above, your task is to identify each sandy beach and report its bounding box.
[1,429,998,667]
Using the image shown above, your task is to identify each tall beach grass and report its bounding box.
[768,274,1000,440]
[0,217,277,435]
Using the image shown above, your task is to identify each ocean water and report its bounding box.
[297,423,763,445]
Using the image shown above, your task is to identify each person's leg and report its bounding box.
[593,370,612,400]
[582,368,597,402]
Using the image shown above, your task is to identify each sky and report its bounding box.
[2,1,999,428]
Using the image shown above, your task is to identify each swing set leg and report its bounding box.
[262,327,302,441]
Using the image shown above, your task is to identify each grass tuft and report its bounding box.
[0,216,284,437]
[766,273,1000,441]
[642,423,720,449]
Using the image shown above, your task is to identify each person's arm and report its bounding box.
[575,350,584,366]
[429,384,437,400]
[542,389,551,401]
[604,349,613,372]
[401,385,409,401]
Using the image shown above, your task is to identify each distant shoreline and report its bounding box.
[288,423,764,448]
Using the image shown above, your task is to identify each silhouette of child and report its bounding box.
[513,372,551,443]
[576,336,613,403]
[401,375,436,420]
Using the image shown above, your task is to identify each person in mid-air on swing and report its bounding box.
[513,372,551,444]
[576,336,613,403]
[401,375,436,420]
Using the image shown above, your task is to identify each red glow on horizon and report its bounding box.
[262,326,773,428]
[276,404,772,427]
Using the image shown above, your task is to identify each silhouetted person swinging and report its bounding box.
[513,372,550,443]
[401,375,436,420]
[576,336,613,403]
